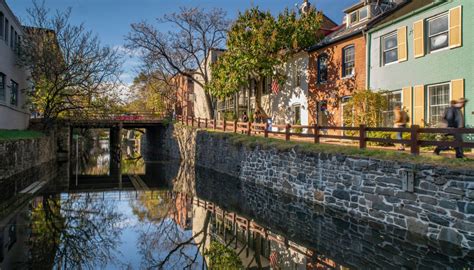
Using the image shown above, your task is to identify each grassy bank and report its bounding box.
[0,130,45,141]
[204,129,474,170]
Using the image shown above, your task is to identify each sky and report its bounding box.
[6,0,356,86]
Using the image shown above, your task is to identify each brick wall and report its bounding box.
[308,34,367,127]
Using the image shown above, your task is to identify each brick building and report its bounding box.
[307,0,406,127]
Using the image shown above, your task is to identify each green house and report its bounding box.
[367,0,473,128]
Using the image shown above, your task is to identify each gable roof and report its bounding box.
[307,0,411,52]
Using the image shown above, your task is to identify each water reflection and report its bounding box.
[0,130,472,269]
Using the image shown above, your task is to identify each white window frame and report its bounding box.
[359,6,369,22]
[427,12,449,53]
[292,104,302,125]
[349,11,359,25]
[381,31,398,66]
[427,82,451,126]
[317,54,328,84]
[342,45,355,78]
[382,90,402,127]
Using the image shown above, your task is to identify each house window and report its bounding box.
[383,91,402,127]
[428,13,449,52]
[263,76,271,95]
[428,83,450,126]
[10,26,13,48]
[5,19,9,43]
[10,80,18,106]
[359,7,368,21]
[342,46,355,77]
[350,11,359,24]
[292,104,301,125]
[295,63,302,88]
[317,54,328,83]
[382,32,398,65]
[0,73,5,101]
[0,12,4,39]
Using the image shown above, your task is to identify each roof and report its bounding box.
[307,0,411,52]
[343,1,365,14]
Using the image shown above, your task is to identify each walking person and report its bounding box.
[242,111,249,122]
[434,98,468,158]
[393,105,408,151]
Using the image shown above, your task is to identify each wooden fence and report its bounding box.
[177,115,474,155]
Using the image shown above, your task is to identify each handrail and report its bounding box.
[177,115,474,155]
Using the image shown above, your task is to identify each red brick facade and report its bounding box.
[175,75,194,118]
[308,34,366,127]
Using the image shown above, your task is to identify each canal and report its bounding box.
[0,130,472,269]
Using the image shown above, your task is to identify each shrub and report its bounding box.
[204,241,243,269]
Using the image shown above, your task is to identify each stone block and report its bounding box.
[437,228,462,246]
[406,217,428,235]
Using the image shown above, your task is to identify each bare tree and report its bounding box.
[18,0,123,125]
[126,7,230,119]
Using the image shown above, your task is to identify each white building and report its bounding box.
[0,0,30,130]
[267,52,310,129]
[192,48,225,119]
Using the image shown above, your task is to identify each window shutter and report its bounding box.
[449,6,462,48]
[402,87,412,124]
[397,26,407,62]
[451,79,464,101]
[413,85,425,126]
[413,20,425,58]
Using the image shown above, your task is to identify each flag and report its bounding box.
[269,251,279,269]
[271,79,279,94]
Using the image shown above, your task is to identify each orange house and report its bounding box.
[307,0,407,127]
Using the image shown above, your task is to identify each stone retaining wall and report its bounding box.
[155,124,474,249]
[0,135,57,180]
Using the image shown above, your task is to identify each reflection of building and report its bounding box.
[170,193,192,230]
[368,0,470,128]
[0,0,30,129]
[193,197,348,270]
[308,0,406,127]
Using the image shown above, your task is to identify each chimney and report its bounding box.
[300,0,312,15]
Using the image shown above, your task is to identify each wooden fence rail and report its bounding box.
[176,115,474,155]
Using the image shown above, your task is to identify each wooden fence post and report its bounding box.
[186,116,189,126]
[285,124,291,141]
[234,120,238,133]
[197,117,201,128]
[205,118,208,129]
[359,124,366,149]
[181,115,184,125]
[264,122,269,138]
[213,119,217,130]
[247,122,252,136]
[191,116,195,128]
[410,125,420,155]
[223,120,227,132]
[314,124,320,144]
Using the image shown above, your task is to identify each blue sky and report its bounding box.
[6,0,356,85]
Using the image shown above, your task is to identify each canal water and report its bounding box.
[0,132,472,269]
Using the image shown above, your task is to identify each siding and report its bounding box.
[368,0,474,127]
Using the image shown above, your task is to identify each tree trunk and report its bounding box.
[204,92,215,119]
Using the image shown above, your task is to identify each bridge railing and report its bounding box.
[176,115,474,156]
[32,111,168,122]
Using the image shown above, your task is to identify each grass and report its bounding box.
[0,130,45,141]
[203,129,474,170]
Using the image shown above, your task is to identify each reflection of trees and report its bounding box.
[133,192,210,269]
[130,191,171,223]
[28,193,124,269]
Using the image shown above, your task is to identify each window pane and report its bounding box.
[318,56,328,82]
[360,7,368,20]
[343,47,355,77]
[383,35,397,50]
[383,49,398,64]
[429,84,450,126]
[350,12,358,23]
[430,33,449,51]
[429,15,448,36]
